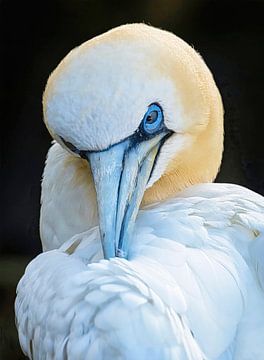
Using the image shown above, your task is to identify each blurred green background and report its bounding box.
[1,0,264,358]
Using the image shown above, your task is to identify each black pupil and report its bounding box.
[146,110,158,124]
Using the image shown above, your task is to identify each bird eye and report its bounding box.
[142,103,164,135]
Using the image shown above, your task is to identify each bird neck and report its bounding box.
[143,96,224,205]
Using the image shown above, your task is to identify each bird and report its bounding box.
[15,23,264,360]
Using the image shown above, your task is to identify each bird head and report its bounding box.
[43,24,223,259]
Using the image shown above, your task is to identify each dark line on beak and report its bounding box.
[114,146,128,256]
[117,150,148,257]
[148,131,173,183]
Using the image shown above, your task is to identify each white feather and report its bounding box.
[16,183,264,359]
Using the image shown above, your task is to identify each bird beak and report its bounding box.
[84,131,170,259]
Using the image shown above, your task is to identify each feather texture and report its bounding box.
[16,183,264,359]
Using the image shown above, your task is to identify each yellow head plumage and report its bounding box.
[43,23,223,207]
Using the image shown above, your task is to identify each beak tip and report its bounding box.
[116,248,128,259]
[89,135,166,263]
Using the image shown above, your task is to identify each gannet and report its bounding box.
[15,24,264,360]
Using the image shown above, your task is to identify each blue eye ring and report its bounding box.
[141,103,164,135]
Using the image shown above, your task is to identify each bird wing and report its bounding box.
[133,183,264,359]
[16,183,264,360]
[40,142,98,251]
[15,245,205,360]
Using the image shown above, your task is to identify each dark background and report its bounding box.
[1,0,264,358]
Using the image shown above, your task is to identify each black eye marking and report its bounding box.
[58,103,171,157]
[64,140,78,152]
[59,137,83,156]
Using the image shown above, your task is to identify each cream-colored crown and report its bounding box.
[43,23,224,204]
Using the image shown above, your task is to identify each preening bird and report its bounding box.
[15,24,264,360]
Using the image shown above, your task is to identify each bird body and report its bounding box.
[15,24,264,359]
[17,182,264,359]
